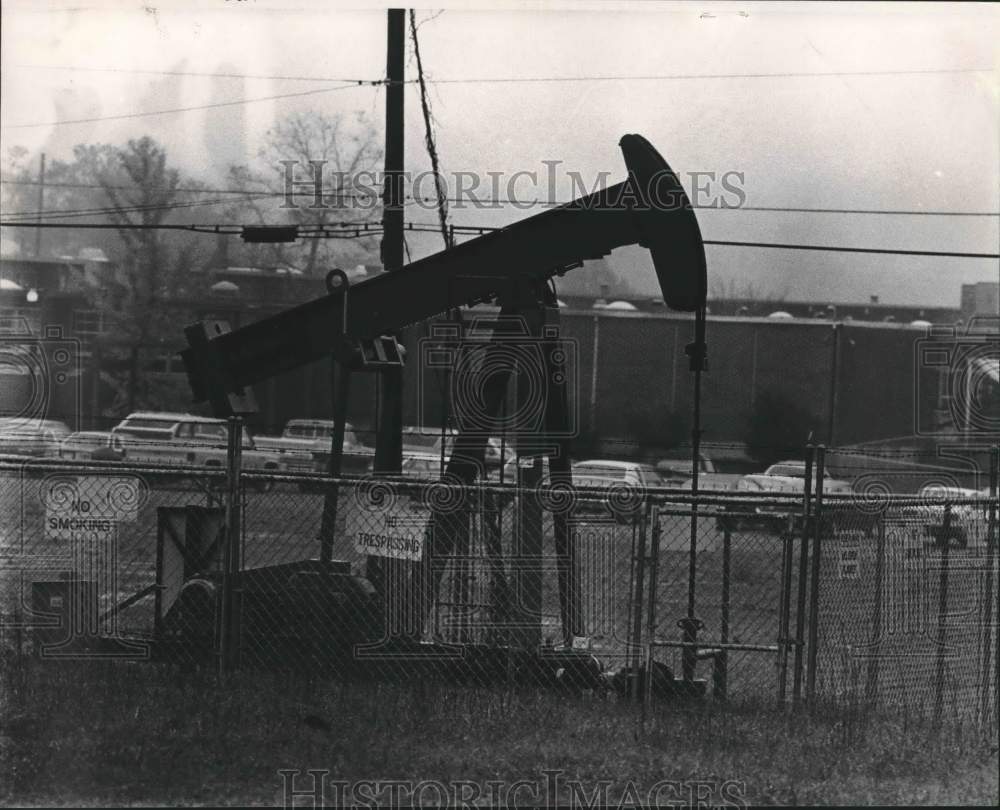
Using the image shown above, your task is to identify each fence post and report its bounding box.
[630,509,649,702]
[805,444,826,704]
[219,415,244,678]
[319,361,352,564]
[716,518,732,701]
[777,517,794,703]
[793,444,815,704]
[989,447,999,729]
[934,503,952,730]
[644,503,662,709]
[978,461,996,729]
[865,515,886,707]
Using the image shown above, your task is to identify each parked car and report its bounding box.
[429,431,506,469]
[655,452,717,482]
[726,460,854,532]
[0,418,71,457]
[109,412,306,485]
[656,453,743,495]
[400,446,505,481]
[58,431,126,462]
[898,484,990,549]
[400,451,448,479]
[569,460,667,522]
[736,461,853,496]
[255,418,373,474]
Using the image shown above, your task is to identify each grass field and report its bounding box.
[1,657,997,807]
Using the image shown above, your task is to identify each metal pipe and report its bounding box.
[934,504,952,728]
[827,323,841,446]
[989,447,999,728]
[219,415,243,677]
[630,509,649,701]
[792,444,815,703]
[777,522,794,702]
[716,520,732,700]
[319,361,351,564]
[644,504,663,708]
[866,515,886,707]
[805,445,826,703]
[681,306,708,683]
[649,641,781,654]
[589,314,600,438]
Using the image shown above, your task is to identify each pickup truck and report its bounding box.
[254,418,374,474]
[110,412,310,484]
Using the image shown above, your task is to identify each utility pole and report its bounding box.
[371,7,407,630]
[381,9,406,276]
[34,153,46,257]
[375,6,405,477]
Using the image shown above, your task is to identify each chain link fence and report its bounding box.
[2,451,996,732]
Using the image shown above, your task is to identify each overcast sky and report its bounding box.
[1,1,998,306]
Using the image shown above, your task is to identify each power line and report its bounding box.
[707,205,1000,217]
[410,8,453,250]
[11,64,383,84]
[1,196,267,222]
[0,221,381,239]
[7,181,996,218]
[0,83,372,130]
[2,218,996,258]
[408,194,1000,217]
[6,180,998,218]
[11,63,991,85]
[426,67,994,84]
[701,239,998,259]
[2,179,286,196]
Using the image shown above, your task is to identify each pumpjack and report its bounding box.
[180,134,708,688]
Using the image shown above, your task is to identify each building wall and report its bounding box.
[234,309,940,454]
[5,291,950,454]
[961,282,1000,320]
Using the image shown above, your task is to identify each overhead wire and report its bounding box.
[10,63,990,84]
[4,181,997,219]
[1,218,995,258]
[0,82,374,130]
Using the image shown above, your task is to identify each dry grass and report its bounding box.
[2,656,997,807]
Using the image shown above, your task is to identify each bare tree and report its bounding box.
[225,110,383,274]
[95,137,208,344]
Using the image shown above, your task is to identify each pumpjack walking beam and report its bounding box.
[180,135,705,409]
[181,134,707,642]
